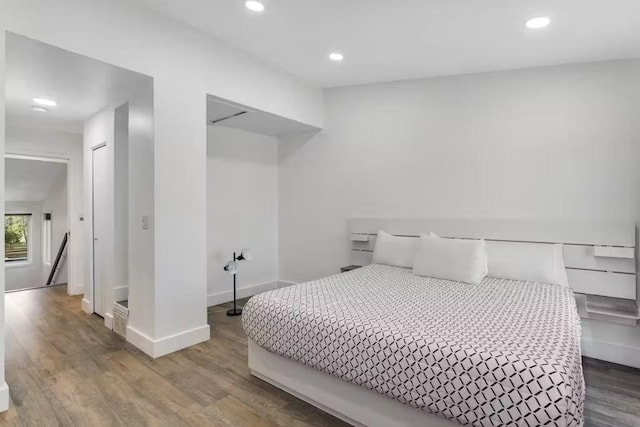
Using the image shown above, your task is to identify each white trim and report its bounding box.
[4,212,34,267]
[104,312,113,330]
[207,280,278,307]
[68,283,84,296]
[5,150,76,297]
[5,153,69,164]
[277,280,298,288]
[4,260,33,269]
[89,143,107,317]
[126,324,210,358]
[82,297,93,314]
[0,382,9,412]
[125,325,154,356]
[581,338,640,369]
[90,141,107,151]
[248,340,455,427]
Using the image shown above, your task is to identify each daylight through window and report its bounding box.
[5,214,31,262]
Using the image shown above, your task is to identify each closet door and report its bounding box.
[92,144,108,316]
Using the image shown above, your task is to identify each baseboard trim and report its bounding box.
[81,298,93,314]
[126,325,154,356]
[277,280,298,288]
[104,313,113,331]
[207,280,279,307]
[126,324,210,358]
[68,283,84,296]
[0,381,8,412]
[581,338,640,369]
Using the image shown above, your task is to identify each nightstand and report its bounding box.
[340,265,362,273]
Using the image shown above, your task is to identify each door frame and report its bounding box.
[4,153,71,294]
[90,142,107,315]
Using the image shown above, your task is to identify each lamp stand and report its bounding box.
[227,252,243,316]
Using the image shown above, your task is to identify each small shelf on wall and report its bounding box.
[575,293,640,326]
[593,246,635,259]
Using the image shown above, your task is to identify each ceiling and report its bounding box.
[135,0,640,87]
[207,95,320,137]
[5,33,152,134]
[5,158,67,203]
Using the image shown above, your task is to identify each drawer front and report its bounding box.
[564,245,635,273]
[567,269,636,300]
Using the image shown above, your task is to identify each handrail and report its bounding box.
[46,232,69,286]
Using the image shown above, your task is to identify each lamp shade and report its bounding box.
[238,248,252,261]
[223,260,238,274]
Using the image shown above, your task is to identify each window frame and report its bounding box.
[5,213,33,268]
[43,212,53,267]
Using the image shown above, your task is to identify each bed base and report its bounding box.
[248,340,456,427]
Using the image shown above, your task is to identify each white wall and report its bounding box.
[4,201,43,290]
[5,126,83,295]
[0,1,323,128]
[0,31,7,409]
[42,171,68,285]
[0,0,323,363]
[127,85,155,339]
[207,126,279,306]
[279,59,640,282]
[83,88,155,336]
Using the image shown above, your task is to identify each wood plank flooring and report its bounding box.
[0,285,639,426]
[1,287,346,427]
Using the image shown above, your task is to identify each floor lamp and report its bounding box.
[223,248,252,316]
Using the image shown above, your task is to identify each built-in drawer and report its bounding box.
[563,245,635,273]
[567,269,636,300]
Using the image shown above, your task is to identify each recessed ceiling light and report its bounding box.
[245,1,264,12]
[32,105,48,113]
[526,17,551,29]
[33,97,57,107]
[329,52,344,62]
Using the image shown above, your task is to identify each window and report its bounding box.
[43,212,52,266]
[5,214,31,263]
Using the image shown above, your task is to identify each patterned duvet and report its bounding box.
[242,264,584,426]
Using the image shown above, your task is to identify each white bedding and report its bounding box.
[242,264,584,426]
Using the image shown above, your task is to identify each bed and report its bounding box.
[242,264,584,426]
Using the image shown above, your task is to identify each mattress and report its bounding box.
[242,264,584,426]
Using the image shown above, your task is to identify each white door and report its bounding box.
[92,145,108,316]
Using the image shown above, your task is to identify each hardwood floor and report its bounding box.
[1,287,346,427]
[0,286,639,427]
[583,358,640,427]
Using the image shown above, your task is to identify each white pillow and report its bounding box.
[372,231,418,268]
[413,236,488,285]
[486,241,568,286]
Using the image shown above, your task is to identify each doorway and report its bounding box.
[4,32,153,325]
[4,156,69,293]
